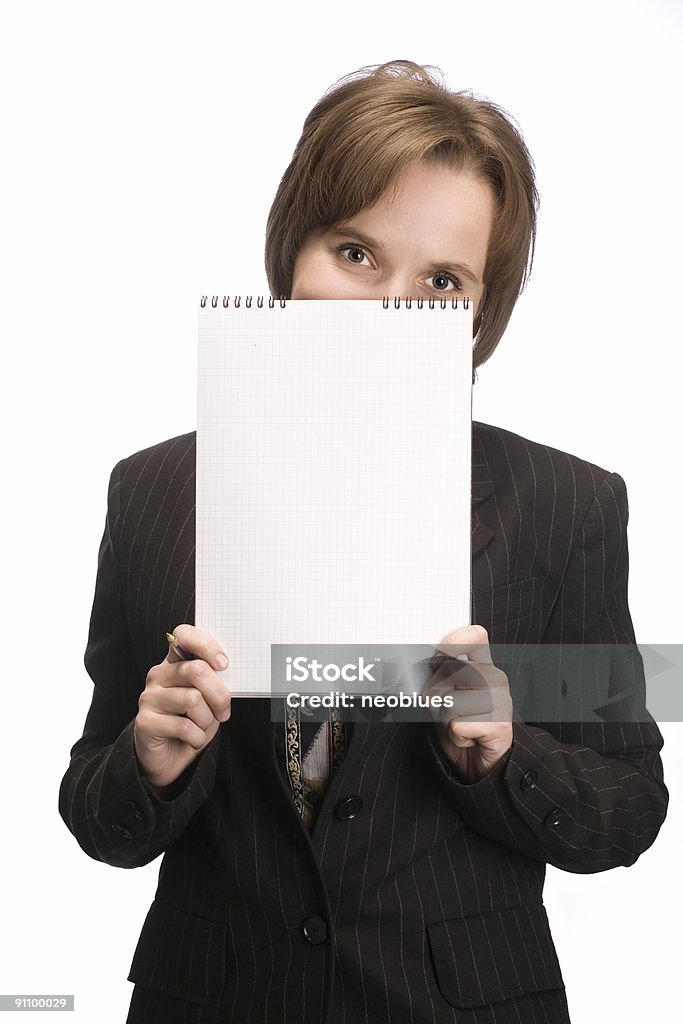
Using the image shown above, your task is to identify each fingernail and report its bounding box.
[215,653,229,670]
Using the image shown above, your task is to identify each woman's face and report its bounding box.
[291,161,494,311]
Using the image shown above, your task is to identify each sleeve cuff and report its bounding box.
[424,722,573,863]
[90,719,221,863]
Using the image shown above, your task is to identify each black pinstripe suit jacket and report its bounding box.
[59,422,667,1024]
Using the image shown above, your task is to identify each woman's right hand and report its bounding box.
[134,624,232,791]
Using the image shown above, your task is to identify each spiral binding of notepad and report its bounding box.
[382,296,470,309]
[200,295,470,309]
[200,295,284,309]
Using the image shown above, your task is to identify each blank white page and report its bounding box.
[197,298,472,695]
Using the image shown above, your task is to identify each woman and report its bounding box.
[59,60,667,1023]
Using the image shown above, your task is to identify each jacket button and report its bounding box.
[335,796,363,820]
[302,915,328,944]
[111,823,133,840]
[520,770,538,792]
[126,801,143,821]
[544,808,564,828]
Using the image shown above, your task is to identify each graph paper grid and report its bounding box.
[197,299,473,695]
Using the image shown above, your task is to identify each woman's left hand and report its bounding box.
[427,624,513,783]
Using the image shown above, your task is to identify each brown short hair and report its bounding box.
[265,60,538,368]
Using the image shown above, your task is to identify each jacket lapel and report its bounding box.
[471,423,495,560]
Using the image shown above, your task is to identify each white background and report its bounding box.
[1,1,681,1021]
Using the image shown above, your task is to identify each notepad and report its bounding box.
[197,298,473,695]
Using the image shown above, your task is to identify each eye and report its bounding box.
[427,272,461,292]
[335,244,371,266]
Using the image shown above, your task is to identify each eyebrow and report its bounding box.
[329,223,482,286]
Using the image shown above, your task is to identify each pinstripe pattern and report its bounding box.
[59,423,667,1023]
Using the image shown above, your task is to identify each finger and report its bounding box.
[445,700,513,736]
[166,624,230,671]
[442,725,477,749]
[439,689,495,720]
[149,660,232,722]
[427,659,498,692]
[135,708,213,751]
[434,624,492,665]
[439,687,513,724]
[141,684,218,730]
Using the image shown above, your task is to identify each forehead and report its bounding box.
[331,162,495,270]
